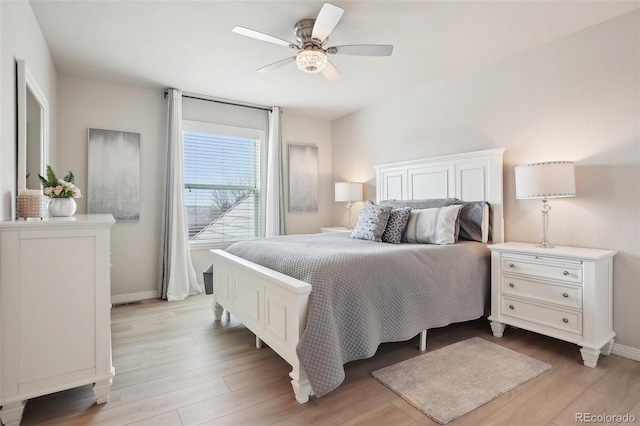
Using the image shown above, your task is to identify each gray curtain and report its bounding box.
[160,89,202,300]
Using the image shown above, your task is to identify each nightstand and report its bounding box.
[320,227,352,233]
[488,242,617,368]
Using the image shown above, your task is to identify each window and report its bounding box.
[183,120,265,245]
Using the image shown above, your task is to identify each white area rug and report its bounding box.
[371,337,551,424]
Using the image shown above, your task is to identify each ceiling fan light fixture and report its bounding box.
[296,49,327,73]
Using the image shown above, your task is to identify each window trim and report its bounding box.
[182,120,267,246]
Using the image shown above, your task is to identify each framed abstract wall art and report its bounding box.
[88,128,140,221]
[288,143,318,212]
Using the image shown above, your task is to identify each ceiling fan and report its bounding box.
[232,3,393,82]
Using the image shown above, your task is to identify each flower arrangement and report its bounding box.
[39,165,82,199]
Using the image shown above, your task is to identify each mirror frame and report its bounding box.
[17,59,49,193]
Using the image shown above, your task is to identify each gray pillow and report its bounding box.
[454,201,491,243]
[403,205,464,245]
[351,203,393,242]
[381,207,412,244]
[380,198,459,210]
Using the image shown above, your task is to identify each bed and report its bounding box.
[209,148,505,403]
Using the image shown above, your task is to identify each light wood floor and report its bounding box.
[21,294,640,426]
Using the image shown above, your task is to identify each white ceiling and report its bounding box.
[30,1,639,121]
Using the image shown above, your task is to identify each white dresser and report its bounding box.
[0,214,115,426]
[488,242,616,368]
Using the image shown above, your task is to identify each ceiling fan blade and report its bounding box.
[311,3,344,43]
[256,57,296,73]
[232,26,294,48]
[322,61,342,82]
[329,44,394,56]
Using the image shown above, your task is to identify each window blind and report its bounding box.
[183,130,261,243]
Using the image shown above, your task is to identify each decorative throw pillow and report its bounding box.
[380,198,459,210]
[403,204,464,245]
[351,202,393,242]
[381,207,412,244]
[455,201,491,243]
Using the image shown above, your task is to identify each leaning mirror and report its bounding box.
[17,59,49,193]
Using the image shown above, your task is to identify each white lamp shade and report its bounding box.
[515,161,576,199]
[335,182,363,202]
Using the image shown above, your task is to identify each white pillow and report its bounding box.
[403,204,464,245]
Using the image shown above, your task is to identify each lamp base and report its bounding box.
[345,202,353,229]
[536,241,555,249]
[537,198,554,248]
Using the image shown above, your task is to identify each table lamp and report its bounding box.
[515,161,576,248]
[335,182,363,229]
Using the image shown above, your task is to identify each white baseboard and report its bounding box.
[612,343,640,362]
[111,291,159,305]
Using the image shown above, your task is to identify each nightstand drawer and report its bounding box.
[501,296,582,335]
[501,276,582,309]
[501,255,582,284]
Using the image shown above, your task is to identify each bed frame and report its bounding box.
[210,148,505,403]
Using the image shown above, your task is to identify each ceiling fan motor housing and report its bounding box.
[294,19,326,48]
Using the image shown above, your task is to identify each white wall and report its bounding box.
[57,74,166,300]
[1,0,57,220]
[332,11,640,349]
[281,113,333,235]
[57,76,332,297]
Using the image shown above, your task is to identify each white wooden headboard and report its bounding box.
[374,148,505,243]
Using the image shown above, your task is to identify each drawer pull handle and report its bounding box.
[509,263,515,268]
[562,293,569,298]
[562,318,569,323]
[509,305,515,310]
[563,271,570,276]
[509,283,515,288]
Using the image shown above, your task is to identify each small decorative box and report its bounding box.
[17,191,49,218]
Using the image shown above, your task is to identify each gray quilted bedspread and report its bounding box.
[225,232,490,397]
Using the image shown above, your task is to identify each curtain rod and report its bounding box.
[164,90,273,112]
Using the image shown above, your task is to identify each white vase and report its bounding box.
[48,198,77,217]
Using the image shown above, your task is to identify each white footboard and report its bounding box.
[210,249,313,403]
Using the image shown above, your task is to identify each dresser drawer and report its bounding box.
[501,296,582,335]
[500,275,582,309]
[501,255,582,284]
